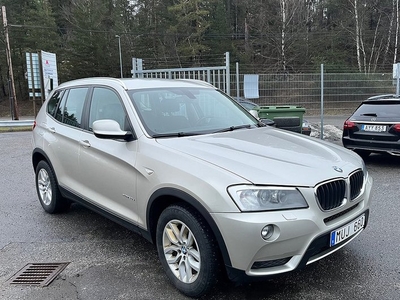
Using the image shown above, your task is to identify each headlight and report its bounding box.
[228,185,308,212]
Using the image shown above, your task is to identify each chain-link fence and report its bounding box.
[230,73,395,115]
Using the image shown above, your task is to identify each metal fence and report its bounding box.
[230,73,395,115]
[131,53,395,115]
[132,53,231,95]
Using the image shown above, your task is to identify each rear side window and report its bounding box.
[47,90,63,116]
[58,88,88,128]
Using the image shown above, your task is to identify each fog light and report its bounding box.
[261,225,274,240]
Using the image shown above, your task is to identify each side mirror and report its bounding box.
[93,119,133,141]
[260,118,275,126]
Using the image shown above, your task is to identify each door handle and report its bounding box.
[48,127,56,133]
[79,140,91,148]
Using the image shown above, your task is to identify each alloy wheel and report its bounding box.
[162,219,201,283]
[37,168,52,206]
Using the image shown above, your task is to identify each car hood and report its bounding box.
[156,128,362,187]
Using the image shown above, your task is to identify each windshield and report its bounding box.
[129,87,259,137]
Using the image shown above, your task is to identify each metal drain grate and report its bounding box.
[8,262,69,287]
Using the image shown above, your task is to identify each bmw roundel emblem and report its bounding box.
[333,166,343,173]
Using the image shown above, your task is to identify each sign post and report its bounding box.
[2,6,19,120]
[320,64,324,140]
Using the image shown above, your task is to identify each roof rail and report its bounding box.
[366,94,399,100]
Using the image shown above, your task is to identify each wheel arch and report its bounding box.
[32,148,53,172]
[146,187,232,268]
[32,148,62,194]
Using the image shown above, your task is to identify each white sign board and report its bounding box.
[244,74,259,99]
[26,51,59,100]
[41,50,58,99]
[393,63,399,79]
[394,63,400,96]
[26,53,41,97]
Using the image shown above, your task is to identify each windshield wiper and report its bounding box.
[153,124,254,137]
[361,113,378,117]
[152,132,202,138]
[213,124,253,133]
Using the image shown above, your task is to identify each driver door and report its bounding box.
[78,86,139,223]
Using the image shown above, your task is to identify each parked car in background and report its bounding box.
[302,119,312,136]
[32,78,372,298]
[235,98,260,111]
[234,97,275,126]
[342,94,400,158]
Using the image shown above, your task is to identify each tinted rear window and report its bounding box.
[355,103,400,117]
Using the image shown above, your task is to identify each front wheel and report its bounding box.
[156,204,221,298]
[35,161,70,214]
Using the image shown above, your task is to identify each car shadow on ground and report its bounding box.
[363,153,400,167]
[203,247,368,300]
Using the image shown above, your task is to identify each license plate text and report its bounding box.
[330,214,365,247]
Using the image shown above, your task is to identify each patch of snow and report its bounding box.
[310,123,343,142]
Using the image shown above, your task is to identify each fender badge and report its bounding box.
[333,166,343,173]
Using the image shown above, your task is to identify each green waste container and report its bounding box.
[257,106,306,133]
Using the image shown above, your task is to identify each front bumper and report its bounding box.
[211,175,372,282]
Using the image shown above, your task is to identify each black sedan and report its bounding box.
[342,94,400,158]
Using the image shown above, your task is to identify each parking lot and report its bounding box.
[1,131,400,300]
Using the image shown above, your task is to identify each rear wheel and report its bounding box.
[156,204,220,298]
[35,161,70,213]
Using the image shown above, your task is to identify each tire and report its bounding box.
[35,160,70,214]
[156,204,221,298]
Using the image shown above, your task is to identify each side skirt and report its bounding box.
[59,186,153,243]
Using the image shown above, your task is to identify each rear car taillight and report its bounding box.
[392,124,400,132]
[343,120,356,129]
[32,120,36,130]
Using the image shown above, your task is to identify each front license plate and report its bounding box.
[361,124,386,132]
[330,214,365,247]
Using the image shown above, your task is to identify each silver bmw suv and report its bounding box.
[32,77,372,297]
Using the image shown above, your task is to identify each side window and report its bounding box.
[55,92,67,122]
[89,87,125,130]
[60,88,88,128]
[47,90,63,117]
